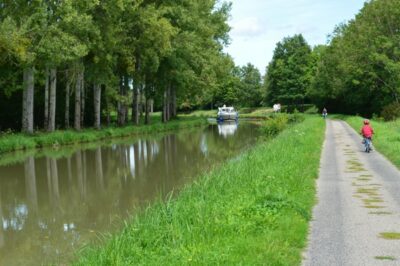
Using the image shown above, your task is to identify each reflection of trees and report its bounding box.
[75,151,85,200]
[0,193,4,249]
[95,148,104,191]
[24,157,38,213]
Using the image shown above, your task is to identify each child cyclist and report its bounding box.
[360,119,374,152]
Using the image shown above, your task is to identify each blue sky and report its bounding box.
[225,0,367,74]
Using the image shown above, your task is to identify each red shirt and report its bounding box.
[361,125,374,138]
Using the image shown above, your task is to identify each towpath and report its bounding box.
[303,119,400,266]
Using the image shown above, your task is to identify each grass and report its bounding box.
[342,117,400,168]
[179,110,218,118]
[179,107,275,119]
[0,116,207,155]
[375,256,396,261]
[379,232,400,240]
[74,116,325,265]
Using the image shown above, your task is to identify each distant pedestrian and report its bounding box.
[273,103,281,113]
[322,108,328,119]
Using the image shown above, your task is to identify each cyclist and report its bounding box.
[360,119,374,152]
[322,108,328,119]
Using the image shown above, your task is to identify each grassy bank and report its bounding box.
[343,116,400,168]
[75,116,325,265]
[0,117,207,155]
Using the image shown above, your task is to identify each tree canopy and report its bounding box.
[264,34,312,106]
[1,0,263,132]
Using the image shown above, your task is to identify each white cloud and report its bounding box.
[231,17,266,38]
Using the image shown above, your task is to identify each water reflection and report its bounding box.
[0,123,260,265]
[218,121,238,138]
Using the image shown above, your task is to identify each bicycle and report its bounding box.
[363,137,372,153]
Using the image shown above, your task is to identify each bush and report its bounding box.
[288,111,305,124]
[239,107,257,114]
[304,105,319,114]
[381,102,400,121]
[260,114,289,137]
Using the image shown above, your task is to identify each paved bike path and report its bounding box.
[303,120,400,266]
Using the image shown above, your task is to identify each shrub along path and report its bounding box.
[303,120,400,265]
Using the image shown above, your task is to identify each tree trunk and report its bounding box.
[65,71,70,129]
[74,69,82,131]
[171,85,177,118]
[145,97,151,125]
[132,82,140,125]
[162,87,167,123]
[22,67,35,134]
[150,98,154,113]
[44,68,49,129]
[140,92,144,119]
[81,76,85,128]
[117,76,125,126]
[166,85,171,121]
[93,83,101,129]
[48,68,57,132]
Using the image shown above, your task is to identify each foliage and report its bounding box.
[380,102,400,121]
[237,63,263,107]
[309,0,400,116]
[260,113,304,138]
[304,105,319,114]
[74,117,325,265]
[264,34,313,106]
[0,0,235,131]
[260,114,289,137]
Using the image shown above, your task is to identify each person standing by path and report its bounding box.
[303,119,400,266]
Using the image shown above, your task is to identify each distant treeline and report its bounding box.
[0,1,265,133]
[264,0,400,119]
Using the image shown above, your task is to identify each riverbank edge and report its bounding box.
[0,117,208,155]
[75,116,325,265]
[340,116,400,168]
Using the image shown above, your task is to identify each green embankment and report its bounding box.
[0,117,207,155]
[75,116,325,265]
[344,117,400,168]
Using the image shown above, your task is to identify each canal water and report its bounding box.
[0,122,260,265]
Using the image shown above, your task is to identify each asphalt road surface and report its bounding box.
[303,120,400,266]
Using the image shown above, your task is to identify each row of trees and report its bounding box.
[265,0,400,117]
[1,0,258,133]
[309,0,400,116]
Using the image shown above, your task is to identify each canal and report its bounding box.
[0,122,260,265]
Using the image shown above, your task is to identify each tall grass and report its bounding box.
[0,117,207,155]
[344,117,400,168]
[75,116,325,265]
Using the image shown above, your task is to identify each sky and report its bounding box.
[225,0,367,74]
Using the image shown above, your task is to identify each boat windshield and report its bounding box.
[220,107,235,112]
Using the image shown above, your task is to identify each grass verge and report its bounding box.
[75,116,325,265]
[0,117,207,155]
[342,116,400,168]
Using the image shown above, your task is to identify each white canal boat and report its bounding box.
[217,105,238,122]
